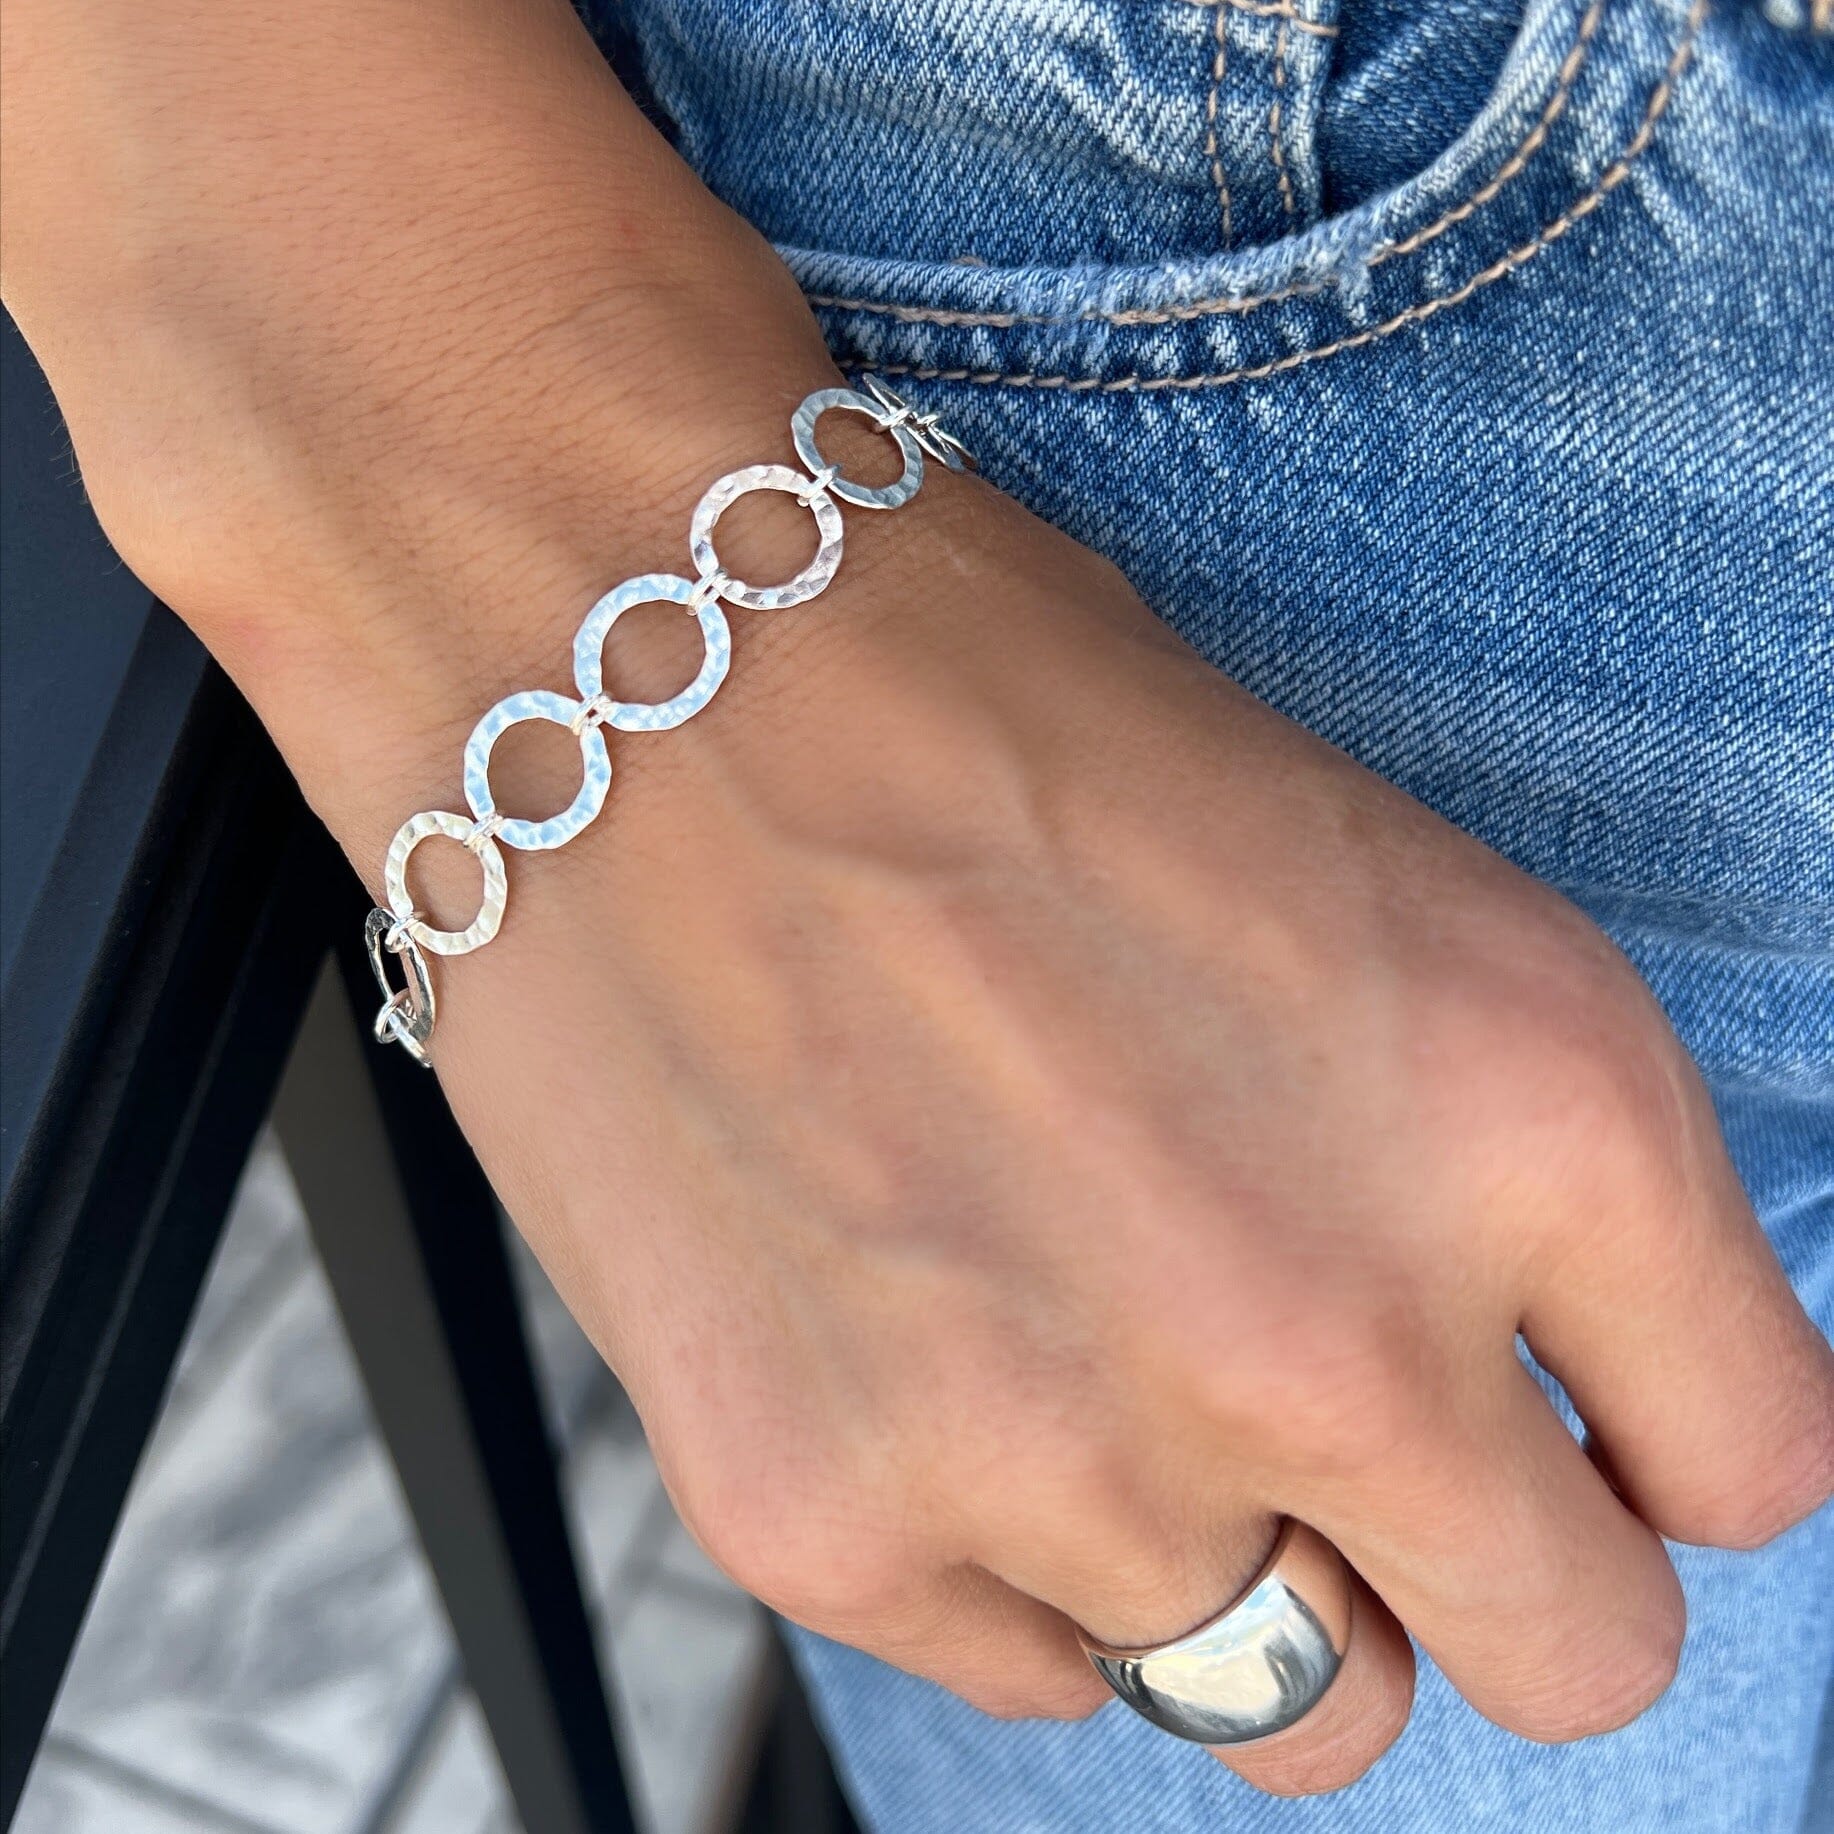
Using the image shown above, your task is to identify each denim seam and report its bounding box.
[1227,0,1338,38]
[1377,0,1605,262]
[845,0,1707,391]
[1268,17,1299,220]
[806,0,1607,330]
[1201,0,1237,246]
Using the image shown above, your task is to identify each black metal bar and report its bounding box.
[741,1635,864,1834]
[0,676,337,1823]
[272,943,637,1834]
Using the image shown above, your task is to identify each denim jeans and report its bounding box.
[584,0,1833,1824]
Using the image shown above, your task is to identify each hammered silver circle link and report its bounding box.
[463,689,612,852]
[791,387,925,510]
[573,572,732,732]
[362,385,974,1057]
[688,464,844,610]
[384,811,508,958]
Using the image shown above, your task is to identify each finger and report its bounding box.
[986,1506,1416,1792]
[789,1559,1110,1723]
[1309,1357,1685,1744]
[1214,1572,1414,1797]
[1521,1082,1834,1549]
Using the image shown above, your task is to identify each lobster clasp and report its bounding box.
[859,374,977,473]
[364,908,436,1066]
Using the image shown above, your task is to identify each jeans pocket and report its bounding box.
[773,0,1715,393]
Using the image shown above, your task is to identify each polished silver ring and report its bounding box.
[1078,1519,1352,1746]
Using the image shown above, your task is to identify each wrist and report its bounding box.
[176,341,1026,897]
[4,0,1167,928]
[77,254,872,832]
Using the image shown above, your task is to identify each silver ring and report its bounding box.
[1078,1519,1352,1745]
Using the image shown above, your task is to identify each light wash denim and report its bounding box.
[581,0,1833,1825]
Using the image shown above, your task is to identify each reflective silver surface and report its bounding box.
[363,384,969,1059]
[859,374,977,472]
[791,386,925,509]
[365,908,435,1067]
[382,809,508,957]
[687,463,844,611]
[1080,1520,1351,1746]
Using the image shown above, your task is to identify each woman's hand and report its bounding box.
[409,484,1834,1797]
[6,0,1830,1799]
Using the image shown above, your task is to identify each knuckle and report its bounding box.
[737,1540,916,1629]
[1510,998,1699,1215]
[1427,933,1705,1236]
[1506,1611,1684,1743]
[1681,1414,1834,1551]
[670,1470,771,1594]
[677,1468,911,1629]
[677,1508,787,1608]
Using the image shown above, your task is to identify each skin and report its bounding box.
[5,0,1831,1799]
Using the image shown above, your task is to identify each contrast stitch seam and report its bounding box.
[841,0,1706,393]
[1372,0,1605,263]
[806,0,1609,329]
[1225,0,1339,33]
[1203,0,1236,246]
[809,278,1323,330]
[1268,17,1298,219]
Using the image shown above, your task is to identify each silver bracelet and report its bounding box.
[364,375,973,1064]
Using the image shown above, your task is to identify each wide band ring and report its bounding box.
[1077,1520,1352,1746]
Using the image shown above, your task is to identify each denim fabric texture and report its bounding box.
[583,0,1834,1824]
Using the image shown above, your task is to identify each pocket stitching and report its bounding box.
[1268,16,1300,222]
[1376,0,1604,263]
[1225,0,1338,39]
[806,0,1608,331]
[1201,0,1237,246]
[845,0,1706,392]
